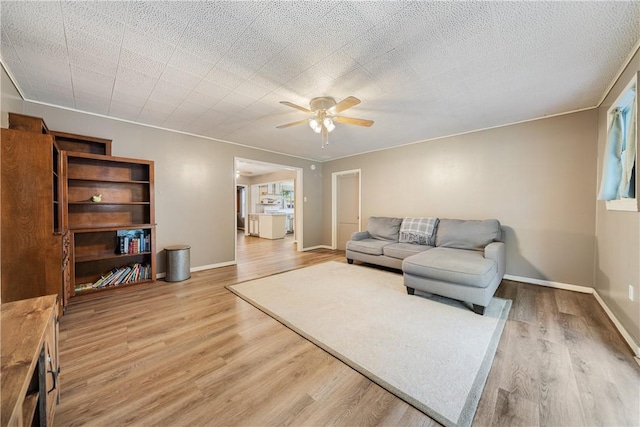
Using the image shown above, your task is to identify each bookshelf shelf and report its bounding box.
[74,251,153,263]
[74,278,153,296]
[67,177,150,184]
[68,201,151,205]
[69,224,154,232]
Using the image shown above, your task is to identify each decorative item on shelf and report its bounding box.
[91,194,102,202]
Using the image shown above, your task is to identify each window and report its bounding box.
[598,72,638,211]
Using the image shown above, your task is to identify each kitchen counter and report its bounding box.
[248,214,287,239]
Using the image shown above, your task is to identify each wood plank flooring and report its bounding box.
[55,233,640,426]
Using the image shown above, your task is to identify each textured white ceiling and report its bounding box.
[1,1,639,161]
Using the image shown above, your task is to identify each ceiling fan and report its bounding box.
[276,96,373,148]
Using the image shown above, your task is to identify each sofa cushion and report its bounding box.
[402,247,497,288]
[346,238,393,256]
[435,219,501,250]
[367,217,403,242]
[383,242,433,260]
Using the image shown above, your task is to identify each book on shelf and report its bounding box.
[90,262,151,289]
[75,282,93,292]
[92,268,117,288]
[116,229,150,254]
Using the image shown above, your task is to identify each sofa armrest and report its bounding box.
[350,231,371,241]
[484,242,506,278]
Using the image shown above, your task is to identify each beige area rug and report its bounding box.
[227,261,511,427]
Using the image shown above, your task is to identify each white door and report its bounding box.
[336,172,360,250]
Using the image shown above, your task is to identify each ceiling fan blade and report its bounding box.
[334,116,374,127]
[280,101,312,114]
[330,96,361,113]
[276,119,309,129]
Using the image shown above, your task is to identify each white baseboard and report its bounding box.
[503,274,593,293]
[156,260,237,279]
[191,261,236,272]
[504,274,640,357]
[593,291,640,357]
[301,245,333,251]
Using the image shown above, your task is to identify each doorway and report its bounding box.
[234,158,304,262]
[332,169,361,250]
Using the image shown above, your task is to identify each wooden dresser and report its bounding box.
[1,295,60,426]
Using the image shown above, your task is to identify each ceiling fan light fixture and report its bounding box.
[278,96,372,148]
[323,118,335,132]
[309,118,322,133]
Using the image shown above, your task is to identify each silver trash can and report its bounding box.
[165,245,191,282]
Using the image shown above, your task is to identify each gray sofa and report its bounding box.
[346,217,505,315]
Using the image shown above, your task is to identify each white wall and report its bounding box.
[1,64,24,127]
[595,49,640,346]
[323,110,599,287]
[23,102,324,272]
[0,65,324,273]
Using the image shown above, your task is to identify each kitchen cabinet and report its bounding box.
[247,214,286,239]
[258,214,286,239]
[248,214,260,236]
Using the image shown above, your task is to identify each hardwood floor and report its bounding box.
[55,233,640,426]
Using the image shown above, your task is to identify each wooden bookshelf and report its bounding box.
[62,152,156,298]
[70,226,156,296]
[62,152,153,227]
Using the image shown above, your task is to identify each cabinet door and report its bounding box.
[1,129,62,304]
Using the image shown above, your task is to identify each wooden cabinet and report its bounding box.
[1,295,60,426]
[8,112,49,134]
[62,152,156,298]
[1,128,63,305]
[3,112,156,306]
[2,114,113,309]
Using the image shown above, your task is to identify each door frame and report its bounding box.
[234,157,304,261]
[332,169,361,250]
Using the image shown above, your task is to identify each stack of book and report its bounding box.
[91,263,152,289]
[117,234,151,254]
